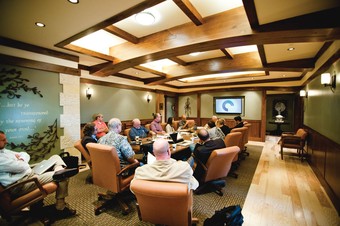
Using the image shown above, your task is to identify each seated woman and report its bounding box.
[81,122,97,155]
[165,117,175,134]
[216,118,231,136]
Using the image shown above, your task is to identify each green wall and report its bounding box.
[304,61,340,144]
[80,83,156,123]
[0,64,62,162]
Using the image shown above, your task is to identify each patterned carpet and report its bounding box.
[1,145,263,226]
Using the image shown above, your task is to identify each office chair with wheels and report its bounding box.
[224,132,242,178]
[194,146,240,196]
[130,179,198,226]
[0,178,57,225]
[86,143,139,215]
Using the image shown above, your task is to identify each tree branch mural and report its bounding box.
[9,119,59,161]
[0,68,43,99]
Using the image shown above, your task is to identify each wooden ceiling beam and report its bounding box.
[104,25,139,44]
[168,57,188,66]
[220,49,234,59]
[56,0,165,47]
[172,0,204,26]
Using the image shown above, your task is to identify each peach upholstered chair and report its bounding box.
[86,143,139,215]
[130,179,198,226]
[194,146,240,196]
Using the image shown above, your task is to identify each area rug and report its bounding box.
[1,144,263,226]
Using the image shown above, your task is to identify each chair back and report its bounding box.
[224,132,242,147]
[74,140,91,167]
[145,124,151,131]
[230,127,248,150]
[203,146,240,182]
[224,132,242,162]
[243,123,251,143]
[0,179,57,219]
[161,122,167,131]
[172,121,179,130]
[131,179,193,226]
[124,128,132,142]
[87,143,131,193]
[187,120,195,128]
[296,128,308,140]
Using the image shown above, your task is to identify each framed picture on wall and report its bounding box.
[159,103,163,110]
[272,99,287,118]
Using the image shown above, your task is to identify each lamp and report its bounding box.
[147,94,151,103]
[135,11,155,26]
[299,90,308,98]
[86,87,93,100]
[321,72,336,92]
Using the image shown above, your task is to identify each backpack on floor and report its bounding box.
[204,205,244,226]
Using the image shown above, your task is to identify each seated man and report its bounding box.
[178,114,188,130]
[129,118,153,141]
[0,131,77,216]
[150,113,165,135]
[207,120,225,141]
[132,139,198,190]
[98,118,139,175]
[233,116,244,128]
[190,129,226,183]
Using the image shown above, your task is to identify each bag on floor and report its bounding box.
[204,205,244,226]
[60,152,79,169]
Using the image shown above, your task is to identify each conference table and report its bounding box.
[130,131,198,163]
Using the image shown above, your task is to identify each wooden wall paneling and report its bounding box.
[306,126,340,215]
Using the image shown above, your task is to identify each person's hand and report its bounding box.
[15,153,24,161]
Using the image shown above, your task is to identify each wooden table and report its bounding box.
[269,121,289,136]
[130,135,196,162]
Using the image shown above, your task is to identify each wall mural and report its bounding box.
[0,66,61,162]
[184,97,191,117]
[0,68,43,99]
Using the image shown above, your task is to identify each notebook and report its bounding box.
[169,132,184,144]
[147,152,156,164]
[32,158,57,175]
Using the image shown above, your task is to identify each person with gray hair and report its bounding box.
[98,118,139,174]
[131,139,198,191]
[129,118,152,141]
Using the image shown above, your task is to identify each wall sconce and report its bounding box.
[146,94,151,103]
[300,90,308,98]
[321,72,336,92]
[86,87,93,100]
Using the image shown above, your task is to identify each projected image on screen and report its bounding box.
[214,97,243,114]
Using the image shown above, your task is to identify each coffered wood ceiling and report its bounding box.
[0,0,339,94]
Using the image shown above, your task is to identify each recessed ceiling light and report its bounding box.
[189,52,201,56]
[35,22,45,27]
[287,47,295,51]
[135,11,156,26]
[68,0,79,4]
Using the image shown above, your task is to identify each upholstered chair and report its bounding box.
[86,143,139,215]
[130,179,198,226]
[194,146,240,196]
[279,128,308,161]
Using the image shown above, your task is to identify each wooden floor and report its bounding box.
[242,136,340,226]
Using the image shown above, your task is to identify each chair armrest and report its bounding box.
[0,177,47,197]
[117,161,140,176]
[281,132,295,136]
[192,154,208,172]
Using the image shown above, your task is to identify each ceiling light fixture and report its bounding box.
[68,0,79,4]
[189,52,201,56]
[35,22,45,27]
[135,11,156,26]
[287,47,295,51]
